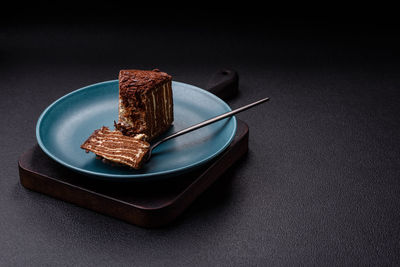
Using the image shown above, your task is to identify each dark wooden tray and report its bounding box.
[19,120,248,228]
[18,69,248,228]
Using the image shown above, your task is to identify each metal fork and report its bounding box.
[145,97,270,161]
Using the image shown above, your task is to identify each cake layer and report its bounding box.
[80,126,150,169]
[117,69,174,141]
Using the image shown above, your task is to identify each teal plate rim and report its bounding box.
[36,80,237,180]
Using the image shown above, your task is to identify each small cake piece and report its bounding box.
[80,126,150,169]
[115,69,174,141]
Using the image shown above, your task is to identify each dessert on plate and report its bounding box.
[81,68,173,169]
[80,126,150,169]
[115,69,174,141]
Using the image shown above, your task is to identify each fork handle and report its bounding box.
[152,97,269,149]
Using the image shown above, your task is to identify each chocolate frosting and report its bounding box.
[119,69,172,99]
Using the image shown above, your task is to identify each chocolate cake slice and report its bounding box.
[115,69,174,141]
[80,126,150,169]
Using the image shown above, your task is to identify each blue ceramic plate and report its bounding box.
[36,80,237,180]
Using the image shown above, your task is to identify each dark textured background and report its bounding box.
[1,4,400,266]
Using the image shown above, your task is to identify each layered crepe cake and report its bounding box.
[115,69,174,141]
[80,126,150,169]
[81,69,173,169]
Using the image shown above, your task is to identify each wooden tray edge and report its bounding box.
[19,120,249,228]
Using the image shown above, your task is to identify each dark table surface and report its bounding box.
[1,9,400,265]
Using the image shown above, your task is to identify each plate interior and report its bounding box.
[37,81,236,179]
